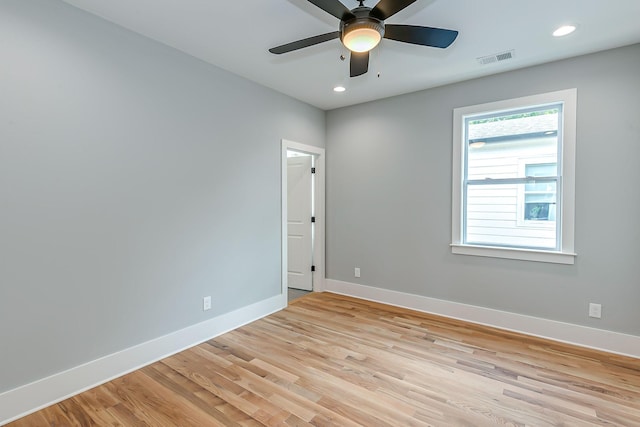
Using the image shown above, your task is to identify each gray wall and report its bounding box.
[326,44,640,337]
[0,0,324,393]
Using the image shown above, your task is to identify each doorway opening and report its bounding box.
[281,140,325,303]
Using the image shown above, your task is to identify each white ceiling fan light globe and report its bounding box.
[341,19,385,53]
[343,27,382,52]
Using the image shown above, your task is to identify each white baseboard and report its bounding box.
[325,279,640,359]
[0,294,286,426]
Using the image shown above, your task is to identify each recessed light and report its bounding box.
[333,86,346,93]
[553,25,576,37]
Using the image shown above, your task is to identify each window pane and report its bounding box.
[465,183,557,249]
[524,202,556,221]
[526,193,556,203]
[524,181,557,221]
[525,163,557,192]
[466,109,559,180]
[526,163,557,176]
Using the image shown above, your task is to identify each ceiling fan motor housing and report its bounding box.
[340,6,385,47]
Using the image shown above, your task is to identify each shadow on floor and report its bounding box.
[288,288,310,303]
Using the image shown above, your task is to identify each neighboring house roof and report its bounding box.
[469,113,558,140]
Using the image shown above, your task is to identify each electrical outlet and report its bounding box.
[354,267,361,278]
[588,303,601,319]
[203,296,212,311]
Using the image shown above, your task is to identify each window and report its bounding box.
[523,163,556,221]
[451,89,577,264]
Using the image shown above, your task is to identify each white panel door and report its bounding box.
[287,155,313,291]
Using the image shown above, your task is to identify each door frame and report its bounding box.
[281,139,325,300]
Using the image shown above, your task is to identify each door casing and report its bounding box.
[281,140,325,301]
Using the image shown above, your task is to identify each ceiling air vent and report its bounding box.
[477,50,515,65]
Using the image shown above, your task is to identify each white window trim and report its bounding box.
[451,89,577,264]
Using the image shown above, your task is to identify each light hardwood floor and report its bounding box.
[8,292,640,426]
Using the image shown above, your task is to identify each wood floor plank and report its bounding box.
[140,364,242,427]
[8,292,640,426]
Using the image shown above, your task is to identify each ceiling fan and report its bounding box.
[269,0,459,77]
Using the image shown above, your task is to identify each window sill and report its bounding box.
[450,244,576,265]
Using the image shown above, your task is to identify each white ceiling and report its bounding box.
[60,0,640,110]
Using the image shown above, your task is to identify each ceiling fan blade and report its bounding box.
[384,24,458,48]
[307,0,355,20]
[269,31,340,54]
[350,51,369,77]
[370,0,417,20]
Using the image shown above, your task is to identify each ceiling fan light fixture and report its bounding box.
[342,20,384,53]
[268,0,459,79]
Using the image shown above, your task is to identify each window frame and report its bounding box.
[451,89,577,264]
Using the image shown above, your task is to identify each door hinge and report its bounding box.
[311,216,316,223]
[311,265,316,272]
[311,167,316,174]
